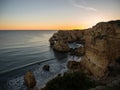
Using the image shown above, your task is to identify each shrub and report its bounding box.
[41,71,97,90]
[116,57,120,64]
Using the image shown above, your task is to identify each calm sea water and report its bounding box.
[0,30,57,74]
[0,30,69,90]
[0,30,81,90]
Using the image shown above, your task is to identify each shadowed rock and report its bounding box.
[49,30,85,52]
[67,61,80,69]
[43,65,50,71]
[69,46,85,56]
[53,40,70,52]
[74,47,85,56]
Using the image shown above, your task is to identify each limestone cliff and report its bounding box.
[49,20,120,79]
[49,30,85,52]
[80,20,120,79]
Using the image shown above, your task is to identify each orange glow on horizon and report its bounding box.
[0,23,86,30]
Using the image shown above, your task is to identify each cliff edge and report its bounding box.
[80,20,120,79]
[49,20,120,79]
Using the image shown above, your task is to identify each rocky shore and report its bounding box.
[80,20,120,79]
[44,20,120,90]
[24,20,120,90]
[49,30,85,56]
[49,20,120,80]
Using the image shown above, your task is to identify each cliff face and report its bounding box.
[49,30,85,52]
[49,20,120,79]
[80,20,120,79]
[49,30,85,44]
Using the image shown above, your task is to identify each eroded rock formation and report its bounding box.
[24,71,36,89]
[80,20,120,79]
[53,40,70,52]
[67,61,80,70]
[49,30,85,52]
[69,46,85,56]
[49,20,120,79]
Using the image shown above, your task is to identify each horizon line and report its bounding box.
[0,29,85,31]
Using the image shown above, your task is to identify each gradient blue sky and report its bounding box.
[0,0,120,30]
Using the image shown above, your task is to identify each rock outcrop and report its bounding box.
[80,20,120,79]
[49,30,85,52]
[49,20,120,79]
[53,40,70,52]
[69,46,85,56]
[75,47,85,56]
[67,61,80,70]
[24,71,36,89]
[43,65,50,71]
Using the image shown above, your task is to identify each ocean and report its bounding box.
[0,30,70,90]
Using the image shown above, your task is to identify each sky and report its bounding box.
[0,0,120,30]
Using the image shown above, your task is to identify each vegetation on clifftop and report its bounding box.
[41,71,98,90]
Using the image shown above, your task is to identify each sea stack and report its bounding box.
[24,71,36,89]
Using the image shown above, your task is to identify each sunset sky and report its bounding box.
[0,0,120,30]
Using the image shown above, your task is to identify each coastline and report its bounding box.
[0,20,120,90]
[0,50,81,90]
[41,20,120,90]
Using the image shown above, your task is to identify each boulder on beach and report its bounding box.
[43,64,50,71]
[24,71,36,89]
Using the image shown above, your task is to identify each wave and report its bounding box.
[0,48,51,57]
[0,57,56,75]
[0,44,48,51]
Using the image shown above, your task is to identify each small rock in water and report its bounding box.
[43,65,50,71]
[24,71,36,89]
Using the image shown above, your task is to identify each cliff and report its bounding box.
[49,20,120,79]
[49,30,85,52]
[80,20,120,79]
